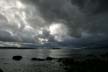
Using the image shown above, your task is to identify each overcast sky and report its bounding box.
[0,0,108,47]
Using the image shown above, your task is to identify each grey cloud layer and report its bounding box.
[23,0,108,35]
[0,0,107,48]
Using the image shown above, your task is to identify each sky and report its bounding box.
[0,0,108,48]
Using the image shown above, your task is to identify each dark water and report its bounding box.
[0,48,108,58]
[0,48,108,72]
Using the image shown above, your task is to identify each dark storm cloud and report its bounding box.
[70,0,108,34]
[0,30,15,42]
[71,0,108,14]
[0,0,107,48]
[22,0,86,37]
[22,0,108,35]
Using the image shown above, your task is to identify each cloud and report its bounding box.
[0,0,107,48]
